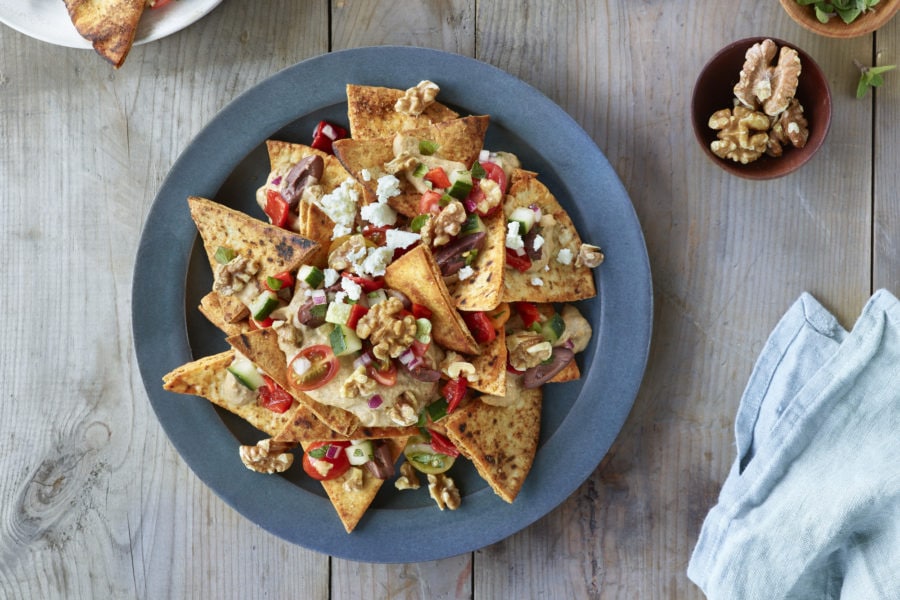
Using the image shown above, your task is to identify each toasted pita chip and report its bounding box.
[306,437,407,532]
[502,170,597,302]
[466,327,507,396]
[198,292,250,337]
[450,212,506,312]
[162,351,300,437]
[333,115,489,218]
[187,196,320,322]
[384,245,479,355]
[443,384,542,503]
[63,0,145,68]
[346,83,459,140]
[548,357,580,383]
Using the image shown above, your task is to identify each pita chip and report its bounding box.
[62,0,145,68]
[502,170,597,303]
[450,211,506,311]
[443,385,542,503]
[466,327,507,397]
[162,350,300,438]
[198,292,249,337]
[346,83,459,140]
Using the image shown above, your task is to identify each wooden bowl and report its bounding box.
[779,0,900,38]
[691,37,832,180]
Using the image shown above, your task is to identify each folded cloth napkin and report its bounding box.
[688,289,900,599]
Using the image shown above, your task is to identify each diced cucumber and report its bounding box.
[325,301,352,325]
[508,206,536,234]
[412,163,428,178]
[541,312,566,344]
[459,213,486,236]
[367,289,388,305]
[226,356,265,390]
[329,323,362,357]
[415,318,432,344]
[345,440,375,466]
[249,290,279,321]
[296,264,325,288]
[447,170,473,199]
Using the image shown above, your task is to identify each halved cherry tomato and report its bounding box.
[423,167,451,189]
[264,189,290,228]
[441,377,467,414]
[411,303,432,320]
[346,303,369,330]
[419,190,443,215]
[362,224,392,246]
[411,338,430,357]
[288,345,340,391]
[505,248,533,273]
[342,273,384,293]
[428,430,460,458]
[480,160,508,193]
[302,441,351,481]
[367,360,398,386]
[258,375,295,413]
[515,301,542,329]
[462,310,497,344]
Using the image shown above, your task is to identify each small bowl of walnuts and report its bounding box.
[691,37,832,179]
[779,0,900,38]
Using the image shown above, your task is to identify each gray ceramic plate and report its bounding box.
[133,46,652,563]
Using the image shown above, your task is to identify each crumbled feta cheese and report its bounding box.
[361,169,372,182]
[530,277,544,287]
[385,228,421,251]
[319,178,359,228]
[360,201,398,227]
[323,268,340,287]
[333,291,348,305]
[532,234,545,251]
[341,277,363,301]
[361,246,394,277]
[331,223,352,239]
[376,174,401,203]
[458,266,475,281]
[506,221,524,251]
[292,357,312,376]
[556,248,574,265]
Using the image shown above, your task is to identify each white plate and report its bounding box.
[0,0,222,49]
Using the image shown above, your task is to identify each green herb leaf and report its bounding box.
[410,213,430,232]
[308,446,328,459]
[419,140,439,155]
[470,161,487,179]
[214,246,236,264]
[266,276,283,291]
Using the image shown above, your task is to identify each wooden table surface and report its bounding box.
[2,1,897,598]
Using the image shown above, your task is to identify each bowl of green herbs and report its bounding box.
[780,0,900,37]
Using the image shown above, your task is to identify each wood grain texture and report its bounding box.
[0,0,892,597]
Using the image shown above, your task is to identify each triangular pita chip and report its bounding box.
[384,245,479,355]
[548,358,580,383]
[443,384,542,503]
[346,83,459,140]
[162,350,300,437]
[187,196,320,323]
[305,437,407,532]
[450,211,506,311]
[62,0,145,68]
[198,292,250,337]
[502,170,597,302]
[466,327,507,396]
[333,115,489,218]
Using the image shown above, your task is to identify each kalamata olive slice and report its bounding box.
[522,348,575,389]
[434,231,486,276]
[296,299,326,327]
[408,365,441,382]
[364,441,396,480]
[523,227,543,261]
[281,155,324,206]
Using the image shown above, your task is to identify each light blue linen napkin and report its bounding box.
[688,289,900,599]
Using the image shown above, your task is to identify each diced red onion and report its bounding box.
[530,204,542,220]
[311,289,327,305]
[398,348,416,366]
[407,356,423,370]
[564,339,575,350]
[354,353,373,369]
[367,395,383,409]
[271,176,282,186]
[463,197,478,213]
[325,444,341,459]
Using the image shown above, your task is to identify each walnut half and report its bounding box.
[709,106,771,164]
[239,439,295,474]
[427,473,461,510]
[395,80,440,116]
[733,39,801,117]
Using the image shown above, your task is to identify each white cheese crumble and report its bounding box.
[385,228,421,251]
[458,266,475,281]
[532,234,545,251]
[506,221,524,251]
[341,277,363,301]
[530,277,544,287]
[361,168,372,182]
[331,223,352,239]
[360,201,398,227]
[556,248,574,265]
[319,178,359,230]
[376,174,401,203]
[292,357,312,376]
[361,246,393,277]
[323,268,340,287]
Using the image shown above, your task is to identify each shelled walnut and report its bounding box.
[709,39,810,165]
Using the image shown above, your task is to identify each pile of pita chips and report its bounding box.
[163,79,606,532]
[62,0,146,68]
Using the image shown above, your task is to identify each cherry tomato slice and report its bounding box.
[288,345,339,391]
[462,310,497,344]
[411,303,432,320]
[346,303,369,330]
[423,167,451,189]
[419,190,443,215]
[505,248,533,273]
[514,301,542,329]
[480,160,508,193]
[362,224,392,246]
[441,377,467,413]
[428,430,460,458]
[342,273,385,293]
[258,376,295,413]
[302,441,351,481]
[367,360,398,386]
[265,189,290,228]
